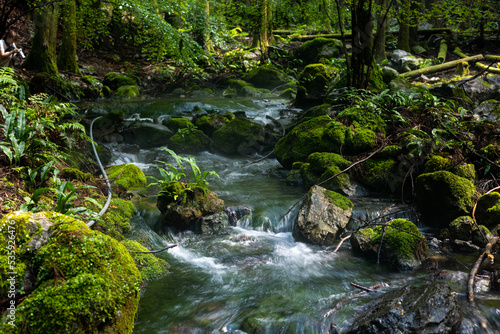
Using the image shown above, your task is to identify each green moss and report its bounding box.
[423,155,452,173]
[373,219,426,260]
[323,189,353,210]
[103,72,137,90]
[296,37,343,65]
[274,116,346,169]
[475,192,500,228]
[307,152,351,175]
[453,164,476,182]
[212,118,265,155]
[106,164,147,192]
[158,181,185,204]
[162,118,194,132]
[361,158,397,189]
[242,64,292,89]
[416,171,477,227]
[0,212,140,334]
[448,216,475,240]
[345,127,377,155]
[99,197,137,239]
[337,106,386,134]
[121,240,169,281]
[375,145,402,158]
[194,115,229,137]
[60,167,94,183]
[301,104,332,121]
[168,129,211,153]
[114,85,140,98]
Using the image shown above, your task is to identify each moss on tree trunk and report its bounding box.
[58,0,80,74]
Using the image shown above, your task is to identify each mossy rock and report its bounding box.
[296,37,343,65]
[344,127,377,155]
[193,114,229,137]
[114,85,140,99]
[227,79,264,97]
[106,164,147,192]
[375,145,402,158]
[448,216,475,241]
[351,219,427,270]
[103,72,137,90]
[416,171,477,228]
[211,118,266,155]
[162,118,194,132]
[307,152,351,175]
[295,64,338,107]
[60,167,94,183]
[243,64,292,89]
[274,116,347,169]
[168,129,211,154]
[453,164,476,183]
[0,211,140,334]
[300,103,332,121]
[121,240,170,281]
[359,158,397,191]
[337,106,386,135]
[98,197,137,240]
[122,122,174,148]
[475,192,500,229]
[423,155,452,173]
[156,181,225,232]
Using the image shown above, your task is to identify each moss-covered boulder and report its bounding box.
[416,171,477,228]
[344,127,377,155]
[242,64,292,89]
[423,155,452,173]
[448,216,476,241]
[475,192,500,228]
[211,117,271,156]
[359,158,397,191]
[296,37,343,65]
[274,116,347,169]
[295,64,338,107]
[156,181,225,233]
[299,152,355,196]
[453,164,476,183]
[168,129,211,154]
[121,240,169,281]
[350,219,427,270]
[193,114,229,137]
[60,167,94,183]
[103,72,137,90]
[99,197,137,240]
[293,185,353,246]
[299,103,332,121]
[337,106,386,135]
[114,85,140,99]
[0,211,141,333]
[106,164,147,192]
[162,117,194,132]
[122,122,174,148]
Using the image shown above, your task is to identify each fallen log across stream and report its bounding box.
[400,54,485,79]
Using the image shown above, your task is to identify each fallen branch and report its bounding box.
[333,234,352,253]
[131,244,178,254]
[437,39,448,63]
[401,54,485,79]
[243,150,275,166]
[350,282,375,292]
[454,48,500,74]
[467,236,498,306]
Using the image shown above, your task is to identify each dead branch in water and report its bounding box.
[243,150,275,166]
[468,236,498,307]
[333,234,352,253]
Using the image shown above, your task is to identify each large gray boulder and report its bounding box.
[293,185,353,246]
[390,49,422,73]
[345,283,462,334]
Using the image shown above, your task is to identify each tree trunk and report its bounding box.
[397,0,410,52]
[24,1,59,73]
[373,0,388,63]
[351,0,373,88]
[58,0,80,74]
[251,0,273,53]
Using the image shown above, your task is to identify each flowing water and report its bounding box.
[90,97,500,333]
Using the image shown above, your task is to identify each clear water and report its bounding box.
[94,97,500,333]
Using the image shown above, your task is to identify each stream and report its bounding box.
[87,97,500,333]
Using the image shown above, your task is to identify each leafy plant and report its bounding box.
[148,148,220,193]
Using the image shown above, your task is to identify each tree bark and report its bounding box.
[351,0,373,88]
[251,0,273,52]
[373,0,388,63]
[24,0,59,73]
[58,0,80,73]
[397,0,410,52]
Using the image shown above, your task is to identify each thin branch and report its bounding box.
[468,236,498,307]
[243,149,275,166]
[333,233,352,253]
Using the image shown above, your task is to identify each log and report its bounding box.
[437,39,447,63]
[467,236,498,306]
[401,54,485,79]
[454,48,500,74]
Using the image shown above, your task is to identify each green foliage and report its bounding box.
[149,148,220,193]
